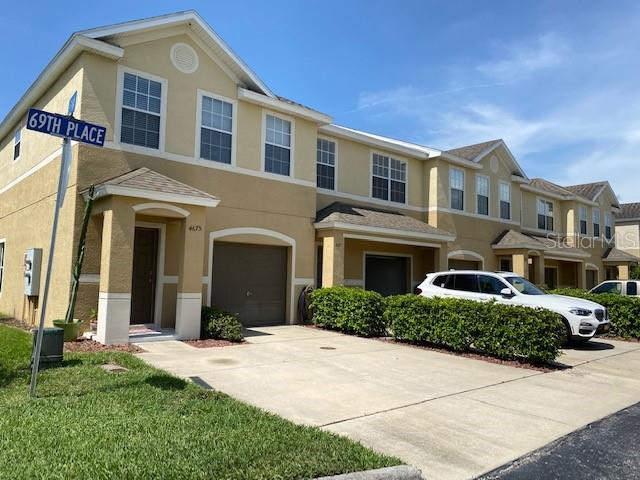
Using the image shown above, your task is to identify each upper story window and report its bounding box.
[317,138,336,190]
[121,71,162,149]
[593,208,601,238]
[449,167,464,211]
[499,182,511,220]
[476,175,489,216]
[264,114,292,176]
[537,199,554,231]
[199,94,233,164]
[372,153,406,203]
[579,206,588,235]
[605,212,613,240]
[0,240,4,293]
[13,129,21,161]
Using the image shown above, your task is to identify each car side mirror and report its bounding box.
[500,287,514,298]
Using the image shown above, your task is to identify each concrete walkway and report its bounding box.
[136,327,640,480]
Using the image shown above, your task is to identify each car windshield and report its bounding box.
[504,276,545,295]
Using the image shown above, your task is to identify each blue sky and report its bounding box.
[2,0,639,201]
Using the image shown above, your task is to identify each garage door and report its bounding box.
[365,255,409,296]
[212,242,287,326]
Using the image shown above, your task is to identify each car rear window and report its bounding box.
[432,275,449,288]
[628,282,638,296]
[453,274,478,292]
[592,282,622,294]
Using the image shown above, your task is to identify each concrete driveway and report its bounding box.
[137,327,640,480]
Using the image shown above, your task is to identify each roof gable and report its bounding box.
[564,181,620,208]
[443,139,528,179]
[80,10,274,98]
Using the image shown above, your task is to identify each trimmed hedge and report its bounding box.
[550,288,640,339]
[201,306,243,342]
[385,295,565,363]
[310,287,386,337]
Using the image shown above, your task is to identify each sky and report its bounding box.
[1,0,639,201]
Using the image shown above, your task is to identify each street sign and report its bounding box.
[26,108,106,147]
[28,100,106,398]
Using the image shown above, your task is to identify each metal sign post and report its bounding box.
[28,94,106,397]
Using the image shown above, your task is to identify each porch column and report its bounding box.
[511,252,529,279]
[175,207,206,340]
[533,254,545,286]
[617,264,630,280]
[435,245,449,271]
[96,204,135,345]
[321,232,344,287]
[577,262,587,289]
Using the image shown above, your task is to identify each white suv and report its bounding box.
[416,270,610,343]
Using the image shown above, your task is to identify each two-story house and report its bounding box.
[0,11,635,344]
[614,203,640,263]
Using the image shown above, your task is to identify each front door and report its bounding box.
[130,227,158,325]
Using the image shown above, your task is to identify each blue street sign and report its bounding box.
[26,108,106,147]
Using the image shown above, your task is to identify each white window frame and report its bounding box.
[13,128,21,162]
[449,167,465,211]
[316,136,338,191]
[537,197,555,231]
[499,181,512,220]
[579,206,588,235]
[0,239,5,294]
[114,65,168,154]
[593,208,601,238]
[194,89,237,167]
[604,211,613,240]
[261,110,295,177]
[475,174,490,216]
[369,151,408,205]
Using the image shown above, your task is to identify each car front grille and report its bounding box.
[595,309,604,321]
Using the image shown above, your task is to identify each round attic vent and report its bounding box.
[170,43,199,74]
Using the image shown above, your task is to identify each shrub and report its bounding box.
[385,295,565,363]
[550,288,640,339]
[201,306,243,342]
[310,287,386,337]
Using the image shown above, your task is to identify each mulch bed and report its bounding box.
[64,338,145,353]
[376,337,568,372]
[0,317,34,331]
[182,339,245,348]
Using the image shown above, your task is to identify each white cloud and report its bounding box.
[476,33,570,81]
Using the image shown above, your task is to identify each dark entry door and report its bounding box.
[130,227,158,324]
[212,242,287,326]
[365,255,408,296]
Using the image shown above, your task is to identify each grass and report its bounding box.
[0,325,399,479]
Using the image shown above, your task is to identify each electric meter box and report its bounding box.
[24,248,42,296]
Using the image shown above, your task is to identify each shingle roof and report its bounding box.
[529,178,575,197]
[563,182,607,202]
[492,229,590,258]
[616,203,640,220]
[603,247,639,263]
[315,202,454,239]
[444,139,502,161]
[492,230,547,250]
[100,168,216,199]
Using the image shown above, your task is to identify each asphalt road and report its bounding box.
[479,402,640,480]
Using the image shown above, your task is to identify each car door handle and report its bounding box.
[246,291,253,297]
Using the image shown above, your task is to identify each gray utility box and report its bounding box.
[31,327,64,364]
[24,248,42,296]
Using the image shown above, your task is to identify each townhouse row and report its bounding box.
[0,11,636,343]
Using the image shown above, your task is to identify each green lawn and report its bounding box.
[0,325,398,479]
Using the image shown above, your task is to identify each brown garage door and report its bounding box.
[365,255,409,296]
[211,242,287,326]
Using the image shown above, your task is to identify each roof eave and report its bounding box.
[0,35,124,141]
[238,88,332,125]
[314,220,456,243]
